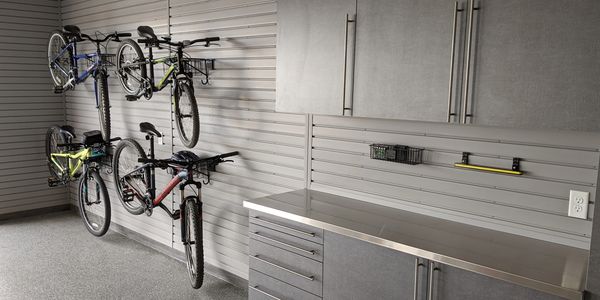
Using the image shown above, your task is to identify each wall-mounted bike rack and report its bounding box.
[454,152,523,175]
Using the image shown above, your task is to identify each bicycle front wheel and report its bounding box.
[48,31,71,87]
[45,126,68,179]
[174,82,199,148]
[78,170,111,237]
[182,196,203,289]
[116,39,146,96]
[96,71,111,142]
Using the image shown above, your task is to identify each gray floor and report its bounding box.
[0,211,247,299]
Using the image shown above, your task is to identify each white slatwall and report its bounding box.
[311,116,600,249]
[59,0,600,284]
[0,0,67,216]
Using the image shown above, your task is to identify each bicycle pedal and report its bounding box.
[172,210,181,220]
[125,95,139,101]
[47,177,64,187]
[53,86,64,94]
[122,189,135,202]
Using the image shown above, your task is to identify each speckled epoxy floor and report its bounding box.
[0,211,247,300]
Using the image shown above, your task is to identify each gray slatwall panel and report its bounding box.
[61,0,173,248]
[311,116,600,248]
[0,0,66,215]
[170,0,305,279]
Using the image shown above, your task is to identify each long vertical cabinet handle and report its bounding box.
[414,258,426,300]
[461,0,479,124]
[342,13,356,116]
[447,2,463,122]
[427,261,441,300]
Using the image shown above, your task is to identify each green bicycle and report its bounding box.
[46,125,118,236]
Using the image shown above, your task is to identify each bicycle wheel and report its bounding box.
[48,30,71,87]
[78,170,111,237]
[116,39,146,96]
[112,139,149,215]
[182,196,203,289]
[174,81,199,148]
[96,71,111,142]
[45,126,68,179]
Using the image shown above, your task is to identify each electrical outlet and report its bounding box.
[568,190,589,219]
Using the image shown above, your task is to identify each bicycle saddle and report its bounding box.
[137,25,157,41]
[82,130,104,146]
[139,122,162,137]
[63,25,81,35]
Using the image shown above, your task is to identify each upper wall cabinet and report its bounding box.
[463,0,600,131]
[275,0,356,115]
[352,0,462,123]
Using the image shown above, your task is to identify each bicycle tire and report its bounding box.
[116,39,146,96]
[112,139,149,215]
[78,170,111,237]
[45,126,68,179]
[96,71,111,142]
[48,30,72,87]
[182,196,204,289]
[174,81,199,148]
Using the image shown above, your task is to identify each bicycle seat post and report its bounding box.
[146,134,156,200]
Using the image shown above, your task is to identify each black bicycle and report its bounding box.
[48,25,131,142]
[115,26,219,148]
[111,122,238,288]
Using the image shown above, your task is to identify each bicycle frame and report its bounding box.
[50,39,106,107]
[50,147,104,178]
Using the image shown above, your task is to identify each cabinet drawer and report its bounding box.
[250,210,323,244]
[250,222,323,262]
[249,270,321,300]
[250,239,323,296]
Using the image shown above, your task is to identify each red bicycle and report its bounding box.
[111,122,238,288]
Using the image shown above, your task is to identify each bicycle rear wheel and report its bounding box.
[96,71,111,142]
[112,139,149,215]
[45,126,68,179]
[48,31,71,87]
[182,196,204,289]
[78,170,111,237]
[116,39,146,96]
[174,81,199,148]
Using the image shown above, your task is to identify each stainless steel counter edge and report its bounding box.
[243,200,583,300]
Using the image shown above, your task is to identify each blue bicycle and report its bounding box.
[48,25,131,142]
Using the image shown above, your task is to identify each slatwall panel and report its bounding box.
[169,0,306,279]
[311,115,600,249]
[0,0,67,215]
[61,0,175,247]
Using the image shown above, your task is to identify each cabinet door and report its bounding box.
[465,0,600,131]
[352,0,462,122]
[434,264,565,300]
[276,0,356,115]
[323,231,423,300]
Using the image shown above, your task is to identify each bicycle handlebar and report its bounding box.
[56,137,121,148]
[137,36,219,48]
[79,32,132,43]
[137,151,238,167]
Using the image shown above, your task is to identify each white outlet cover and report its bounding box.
[568,190,589,219]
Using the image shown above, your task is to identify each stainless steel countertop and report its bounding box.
[243,189,589,300]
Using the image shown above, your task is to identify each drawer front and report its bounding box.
[250,222,323,262]
[250,239,323,296]
[250,210,323,244]
[249,270,321,300]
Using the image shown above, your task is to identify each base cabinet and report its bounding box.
[322,231,425,300]
[432,263,565,300]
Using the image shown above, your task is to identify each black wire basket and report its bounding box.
[82,53,116,68]
[182,58,215,84]
[370,144,424,165]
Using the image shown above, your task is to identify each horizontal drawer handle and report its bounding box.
[253,216,316,237]
[250,285,281,300]
[253,231,316,256]
[253,255,315,281]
